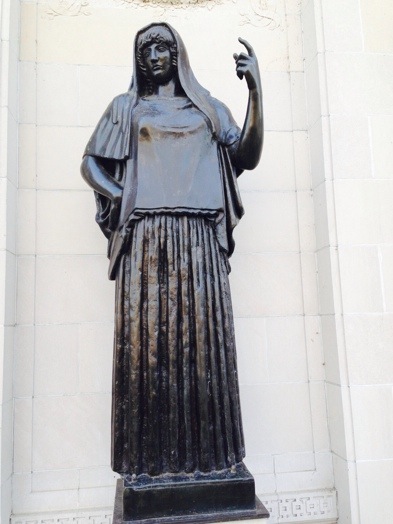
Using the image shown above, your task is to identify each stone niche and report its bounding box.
[8,0,341,523]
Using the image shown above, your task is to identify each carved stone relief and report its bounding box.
[44,0,91,19]
[43,0,284,28]
[239,0,283,28]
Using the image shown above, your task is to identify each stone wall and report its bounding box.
[302,0,393,522]
[1,0,391,523]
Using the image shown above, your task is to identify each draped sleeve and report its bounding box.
[83,93,135,277]
[205,98,244,259]
[84,92,135,160]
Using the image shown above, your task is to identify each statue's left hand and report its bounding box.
[233,38,261,91]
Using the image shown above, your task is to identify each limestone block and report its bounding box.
[339,246,383,313]
[316,247,335,315]
[19,61,36,124]
[5,110,18,170]
[370,115,393,179]
[14,326,34,398]
[320,315,340,384]
[290,72,307,130]
[1,327,13,404]
[325,53,393,116]
[293,131,311,191]
[345,314,393,385]
[17,189,36,255]
[253,472,276,496]
[238,131,296,192]
[3,251,16,326]
[262,72,292,131]
[302,0,318,66]
[304,315,325,381]
[357,460,393,524]
[32,394,111,470]
[309,118,324,188]
[265,316,308,382]
[351,385,393,460]
[12,473,78,513]
[334,180,384,244]
[1,398,13,478]
[16,256,35,325]
[380,246,393,311]
[274,451,315,474]
[234,317,269,386]
[321,0,363,52]
[1,477,11,524]
[18,124,37,189]
[305,57,322,129]
[35,255,114,324]
[313,182,329,250]
[244,454,274,476]
[300,252,320,314]
[36,190,105,255]
[379,182,393,243]
[332,454,357,523]
[330,179,365,248]
[13,398,33,475]
[360,0,393,53]
[36,63,78,126]
[240,383,313,455]
[79,465,117,488]
[275,452,334,492]
[234,191,299,253]
[5,178,17,254]
[326,383,349,460]
[297,190,316,252]
[35,4,152,66]
[309,381,330,451]
[20,2,37,62]
[32,469,79,492]
[37,126,93,190]
[330,115,372,179]
[0,179,7,251]
[230,252,303,317]
[78,485,116,507]
[78,65,131,126]
[78,322,113,394]
[34,324,79,396]
[286,13,303,72]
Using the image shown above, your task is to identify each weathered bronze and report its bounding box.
[81,23,267,523]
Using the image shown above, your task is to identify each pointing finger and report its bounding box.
[238,37,255,57]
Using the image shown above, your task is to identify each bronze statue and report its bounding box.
[81,23,267,523]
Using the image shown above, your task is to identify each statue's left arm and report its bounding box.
[232,38,264,171]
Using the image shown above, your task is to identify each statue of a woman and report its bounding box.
[81,22,265,522]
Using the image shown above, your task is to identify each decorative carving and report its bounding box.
[262,492,337,522]
[239,0,283,28]
[11,514,112,524]
[43,0,282,27]
[44,0,91,20]
[115,0,225,11]
[10,491,337,524]
[114,0,282,28]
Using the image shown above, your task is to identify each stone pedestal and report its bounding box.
[113,464,269,523]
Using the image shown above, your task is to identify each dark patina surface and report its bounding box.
[81,22,266,523]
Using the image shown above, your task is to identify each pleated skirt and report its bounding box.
[112,214,245,477]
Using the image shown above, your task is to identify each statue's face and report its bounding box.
[142,41,175,85]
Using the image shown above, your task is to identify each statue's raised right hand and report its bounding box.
[233,37,261,91]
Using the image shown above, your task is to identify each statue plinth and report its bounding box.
[113,463,268,523]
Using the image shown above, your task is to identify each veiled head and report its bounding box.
[136,25,178,87]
